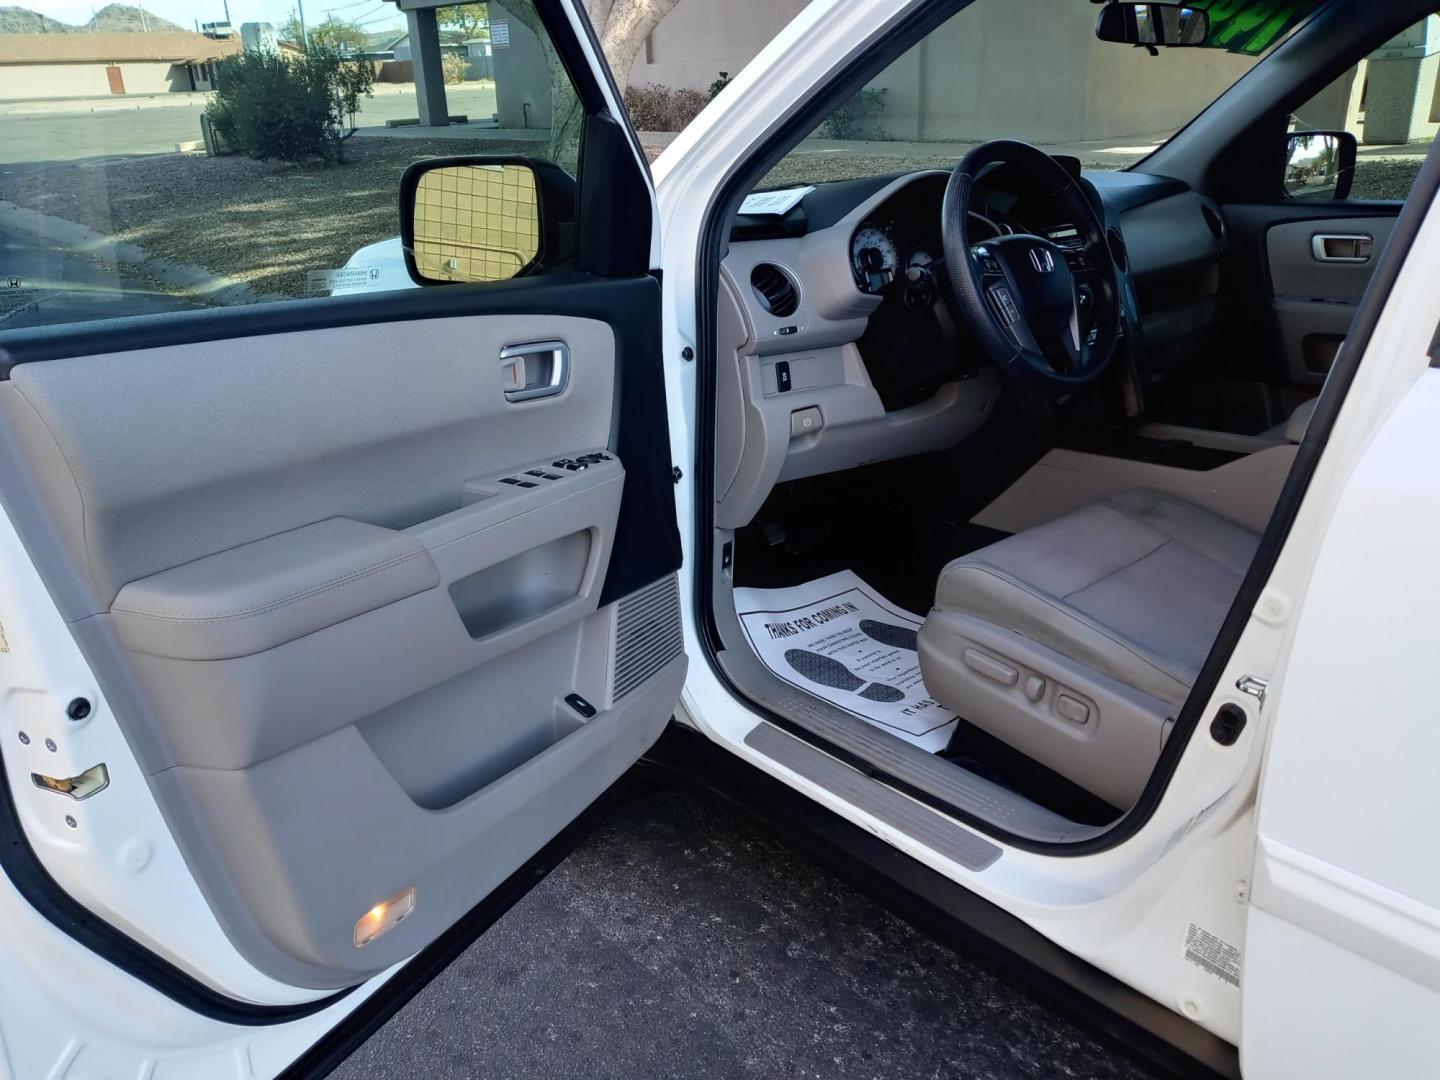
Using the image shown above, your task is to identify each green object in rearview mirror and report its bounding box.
[1096,3,1209,48]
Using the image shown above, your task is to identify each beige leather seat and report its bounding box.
[1263,396,1318,443]
[918,490,1259,808]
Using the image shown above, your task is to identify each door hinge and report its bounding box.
[1235,675,1269,706]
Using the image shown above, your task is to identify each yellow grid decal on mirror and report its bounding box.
[413,165,540,283]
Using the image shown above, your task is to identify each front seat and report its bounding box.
[917,490,1259,809]
[1262,396,1318,442]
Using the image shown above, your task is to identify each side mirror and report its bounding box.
[399,156,575,286]
[1283,130,1357,201]
[1095,3,1209,48]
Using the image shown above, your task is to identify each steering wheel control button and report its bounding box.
[774,360,792,393]
[989,286,1021,325]
[1056,694,1091,725]
[789,407,823,438]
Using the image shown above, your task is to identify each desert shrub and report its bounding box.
[442,52,468,84]
[206,43,375,163]
[669,88,708,128]
[822,87,888,140]
[623,83,709,132]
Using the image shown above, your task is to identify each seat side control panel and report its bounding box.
[463,450,618,504]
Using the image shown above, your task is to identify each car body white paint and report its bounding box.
[1,0,1437,1076]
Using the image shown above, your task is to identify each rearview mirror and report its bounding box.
[400,157,573,286]
[1095,3,1209,48]
[1283,130,1357,201]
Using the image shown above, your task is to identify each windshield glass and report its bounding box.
[763,0,1319,189]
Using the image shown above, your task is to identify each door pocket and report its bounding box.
[448,531,591,639]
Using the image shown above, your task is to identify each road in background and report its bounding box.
[333,788,1161,1080]
[0,85,501,164]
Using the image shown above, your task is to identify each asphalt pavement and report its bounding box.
[332,786,1161,1080]
[0,217,206,329]
[0,85,500,164]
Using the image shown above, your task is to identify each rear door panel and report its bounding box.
[0,272,684,989]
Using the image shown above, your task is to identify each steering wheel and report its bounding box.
[941,140,1120,388]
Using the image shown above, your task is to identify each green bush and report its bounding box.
[206,44,375,163]
[822,88,888,140]
[709,71,731,100]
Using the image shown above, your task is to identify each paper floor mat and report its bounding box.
[733,570,958,753]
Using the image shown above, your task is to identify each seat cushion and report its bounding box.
[1262,396,1318,443]
[934,490,1260,705]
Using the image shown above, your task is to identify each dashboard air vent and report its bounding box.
[1201,204,1225,243]
[750,263,799,318]
[1105,227,1128,273]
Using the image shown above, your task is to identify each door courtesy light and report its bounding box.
[354,886,416,948]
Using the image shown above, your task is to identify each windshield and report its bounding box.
[764,0,1319,189]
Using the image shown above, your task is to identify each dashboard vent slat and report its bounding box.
[750,263,799,318]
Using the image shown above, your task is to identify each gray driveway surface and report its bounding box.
[0,86,500,164]
[333,787,1161,1080]
[0,218,205,328]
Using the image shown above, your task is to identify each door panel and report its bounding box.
[0,276,685,990]
[1265,215,1397,385]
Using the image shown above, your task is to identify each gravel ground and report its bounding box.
[331,787,1160,1080]
[1350,155,1427,201]
[0,138,538,299]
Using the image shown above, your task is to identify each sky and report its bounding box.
[24,1,407,34]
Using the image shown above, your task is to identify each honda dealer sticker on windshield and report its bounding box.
[1183,922,1242,988]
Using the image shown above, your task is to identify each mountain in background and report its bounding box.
[86,4,185,32]
[0,4,186,33]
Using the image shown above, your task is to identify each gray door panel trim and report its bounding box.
[1,314,617,615]
[155,648,687,989]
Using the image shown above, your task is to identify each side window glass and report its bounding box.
[1290,13,1439,202]
[0,0,580,333]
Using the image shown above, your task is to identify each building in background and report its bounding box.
[0,31,241,100]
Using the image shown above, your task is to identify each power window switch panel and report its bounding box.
[789,406,823,438]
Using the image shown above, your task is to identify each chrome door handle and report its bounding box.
[1311,233,1373,263]
[500,341,570,402]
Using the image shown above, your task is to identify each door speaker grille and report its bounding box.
[612,573,684,701]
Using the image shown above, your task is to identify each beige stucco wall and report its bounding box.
[0,60,195,101]
[0,63,113,100]
[629,0,809,92]
[630,0,1259,144]
[873,2,1258,144]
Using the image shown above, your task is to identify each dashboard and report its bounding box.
[712,164,1227,528]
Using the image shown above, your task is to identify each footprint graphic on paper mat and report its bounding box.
[783,649,905,703]
[858,619,918,652]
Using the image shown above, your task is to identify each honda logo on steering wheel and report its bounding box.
[1029,247,1055,273]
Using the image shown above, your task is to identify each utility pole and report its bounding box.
[297,0,310,49]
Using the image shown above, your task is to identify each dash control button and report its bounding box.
[774,360,792,393]
[789,406,822,438]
